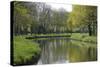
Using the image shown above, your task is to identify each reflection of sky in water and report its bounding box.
[34,38,97,64]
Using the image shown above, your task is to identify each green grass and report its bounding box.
[22,33,97,43]
[13,36,41,65]
[28,33,71,37]
[71,33,97,43]
[26,33,97,43]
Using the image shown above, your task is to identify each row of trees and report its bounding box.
[13,2,69,35]
[13,1,97,36]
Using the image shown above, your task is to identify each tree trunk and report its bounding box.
[88,23,92,36]
[93,22,95,36]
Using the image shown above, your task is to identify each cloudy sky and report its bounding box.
[46,3,72,12]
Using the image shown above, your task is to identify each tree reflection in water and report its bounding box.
[33,37,97,64]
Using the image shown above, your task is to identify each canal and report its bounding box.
[33,37,97,64]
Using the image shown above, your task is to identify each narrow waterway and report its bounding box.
[33,37,97,64]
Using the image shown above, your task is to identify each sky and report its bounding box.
[46,3,72,12]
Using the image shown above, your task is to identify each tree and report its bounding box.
[13,2,39,35]
[13,2,70,35]
[67,5,97,36]
[13,2,33,35]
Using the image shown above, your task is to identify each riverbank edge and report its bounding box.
[70,33,97,43]
[13,36,41,66]
[25,33,97,43]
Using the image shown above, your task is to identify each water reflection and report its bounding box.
[68,40,97,62]
[33,37,97,64]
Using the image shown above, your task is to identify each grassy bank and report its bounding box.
[26,33,97,43]
[25,33,71,40]
[24,33,97,43]
[26,33,71,37]
[70,33,97,43]
[13,36,41,65]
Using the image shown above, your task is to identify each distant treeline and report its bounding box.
[12,1,97,36]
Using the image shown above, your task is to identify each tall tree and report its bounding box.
[13,2,33,35]
[67,5,97,36]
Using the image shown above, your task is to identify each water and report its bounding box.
[33,37,97,64]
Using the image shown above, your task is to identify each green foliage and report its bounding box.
[13,36,41,65]
[67,5,97,26]
[71,33,97,43]
[13,1,69,35]
[13,1,33,35]
[67,5,97,36]
[12,2,97,65]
